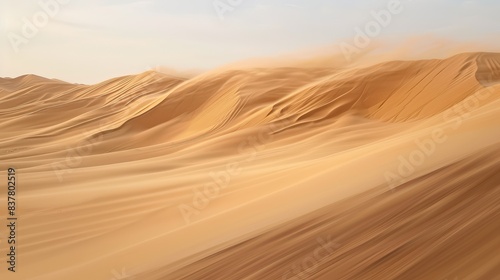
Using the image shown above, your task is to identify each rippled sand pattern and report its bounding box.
[0,52,499,280]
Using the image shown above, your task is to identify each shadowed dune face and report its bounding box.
[0,52,499,280]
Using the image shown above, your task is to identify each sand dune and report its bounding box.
[0,52,499,280]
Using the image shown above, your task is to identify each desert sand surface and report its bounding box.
[1,52,500,280]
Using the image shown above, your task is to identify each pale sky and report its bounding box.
[1,0,499,84]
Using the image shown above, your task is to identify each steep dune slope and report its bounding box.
[101,52,500,146]
[263,53,490,125]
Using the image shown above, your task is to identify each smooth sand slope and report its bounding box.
[0,52,499,280]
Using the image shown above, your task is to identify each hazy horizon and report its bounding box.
[2,0,500,84]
